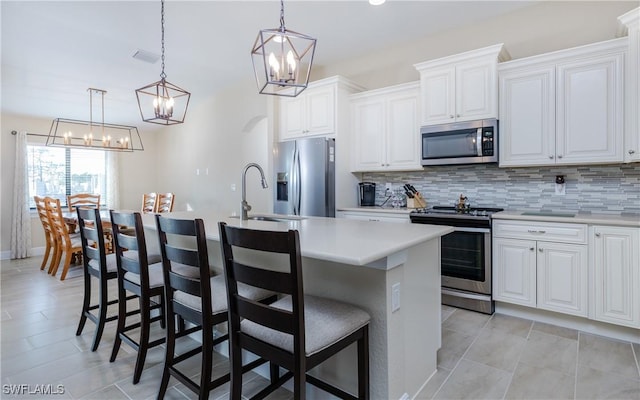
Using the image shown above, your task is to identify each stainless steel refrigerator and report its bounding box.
[274,137,335,217]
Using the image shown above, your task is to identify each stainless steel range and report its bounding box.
[410,205,504,314]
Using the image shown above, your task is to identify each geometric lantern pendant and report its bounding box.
[135,78,190,125]
[251,0,316,97]
[135,0,190,125]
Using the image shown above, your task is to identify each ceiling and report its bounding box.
[1,1,535,128]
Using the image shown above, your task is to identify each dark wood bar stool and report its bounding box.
[218,222,371,400]
[75,207,124,351]
[155,216,276,400]
[109,210,166,384]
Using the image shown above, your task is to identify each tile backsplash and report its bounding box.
[363,163,640,215]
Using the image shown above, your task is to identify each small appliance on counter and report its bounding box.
[358,182,376,206]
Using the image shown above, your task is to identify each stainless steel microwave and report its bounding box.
[421,119,498,166]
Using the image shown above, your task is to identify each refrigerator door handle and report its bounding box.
[295,145,302,215]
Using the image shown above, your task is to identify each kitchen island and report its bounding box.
[142,211,453,400]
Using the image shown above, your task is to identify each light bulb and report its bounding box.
[286,50,296,74]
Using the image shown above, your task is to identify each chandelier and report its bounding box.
[251,0,317,97]
[47,88,143,152]
[135,0,190,125]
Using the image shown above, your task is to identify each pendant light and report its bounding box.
[251,0,317,97]
[136,0,190,125]
[47,88,143,152]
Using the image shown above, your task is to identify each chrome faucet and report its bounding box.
[241,163,268,220]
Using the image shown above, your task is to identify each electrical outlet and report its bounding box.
[392,283,400,312]
[230,184,236,192]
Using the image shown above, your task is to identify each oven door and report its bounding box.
[440,227,491,295]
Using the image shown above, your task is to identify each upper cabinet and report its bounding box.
[619,8,640,163]
[414,44,510,126]
[277,76,364,141]
[499,38,627,167]
[350,82,422,172]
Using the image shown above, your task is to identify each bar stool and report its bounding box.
[155,216,276,400]
[218,222,370,400]
[75,207,124,351]
[109,210,166,384]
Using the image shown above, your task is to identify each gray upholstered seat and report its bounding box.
[88,252,118,273]
[88,251,162,274]
[241,295,370,356]
[124,262,164,288]
[174,275,274,315]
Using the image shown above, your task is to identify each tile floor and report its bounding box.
[1,257,639,399]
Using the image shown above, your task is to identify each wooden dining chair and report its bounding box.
[141,193,158,214]
[155,215,275,400]
[67,193,101,212]
[219,222,371,400]
[155,193,175,213]
[44,197,83,280]
[75,207,125,351]
[109,210,165,384]
[34,195,57,272]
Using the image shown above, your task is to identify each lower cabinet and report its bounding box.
[494,220,640,328]
[493,220,588,318]
[591,225,640,328]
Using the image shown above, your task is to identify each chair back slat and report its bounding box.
[156,215,212,320]
[232,261,294,294]
[110,210,150,286]
[34,196,55,237]
[67,193,100,212]
[219,222,305,351]
[45,197,73,246]
[236,297,295,334]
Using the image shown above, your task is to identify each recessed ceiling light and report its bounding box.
[132,49,160,64]
[369,0,386,5]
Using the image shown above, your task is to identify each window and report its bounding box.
[27,145,107,208]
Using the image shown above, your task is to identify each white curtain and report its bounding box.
[10,131,31,259]
[105,151,120,209]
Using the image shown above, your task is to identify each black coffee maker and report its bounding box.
[358,182,376,206]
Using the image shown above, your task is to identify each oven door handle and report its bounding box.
[452,227,491,233]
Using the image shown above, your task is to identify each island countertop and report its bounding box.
[141,210,453,269]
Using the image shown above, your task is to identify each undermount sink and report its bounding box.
[229,215,307,222]
[521,211,576,218]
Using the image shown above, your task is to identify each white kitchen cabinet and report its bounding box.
[493,237,537,307]
[493,220,588,317]
[619,8,640,163]
[277,76,364,141]
[350,82,422,172]
[499,38,626,167]
[537,241,588,317]
[414,44,509,126]
[337,210,410,223]
[591,225,640,328]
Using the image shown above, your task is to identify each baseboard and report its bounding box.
[495,302,640,343]
[0,247,45,261]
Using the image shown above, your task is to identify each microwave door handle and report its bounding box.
[476,128,483,156]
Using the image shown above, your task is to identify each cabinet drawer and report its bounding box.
[493,220,587,244]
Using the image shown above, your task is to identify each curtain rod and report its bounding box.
[11,130,49,138]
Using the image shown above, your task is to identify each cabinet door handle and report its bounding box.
[527,230,546,234]
[595,232,601,237]
[549,155,554,159]
[538,248,544,252]
[449,115,454,119]
[456,114,461,118]
[529,247,535,251]
[558,155,563,159]
[629,150,636,155]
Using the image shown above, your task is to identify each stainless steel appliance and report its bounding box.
[421,118,498,166]
[410,206,504,314]
[358,182,376,206]
[274,137,335,217]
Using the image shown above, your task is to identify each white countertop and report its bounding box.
[493,210,640,227]
[142,211,453,268]
[337,207,413,215]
